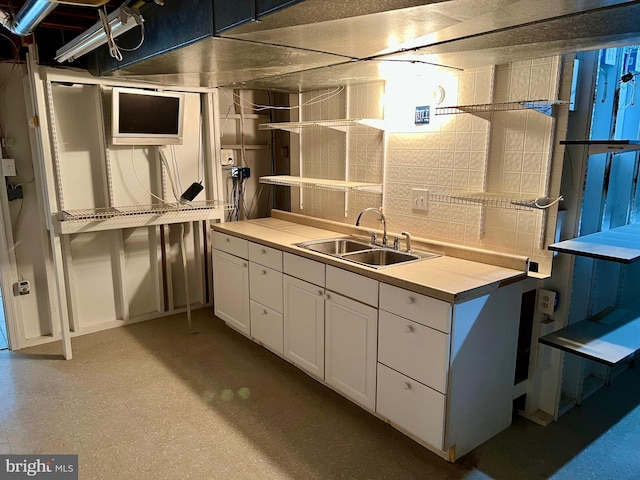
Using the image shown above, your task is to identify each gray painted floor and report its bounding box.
[0,308,638,479]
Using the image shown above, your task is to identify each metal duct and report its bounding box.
[0,0,109,36]
[0,0,58,36]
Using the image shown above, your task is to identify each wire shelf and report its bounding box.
[430,191,561,211]
[435,100,567,117]
[259,175,383,193]
[59,200,233,222]
[258,118,385,133]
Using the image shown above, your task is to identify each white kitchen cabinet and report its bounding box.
[377,363,446,450]
[212,229,524,461]
[325,291,378,411]
[248,243,284,354]
[212,249,250,336]
[377,280,523,459]
[249,300,283,354]
[378,310,449,394]
[283,273,325,379]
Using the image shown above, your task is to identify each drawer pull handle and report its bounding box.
[405,325,414,333]
[324,293,330,300]
[261,269,267,275]
[225,238,230,243]
[402,382,411,391]
[261,249,266,254]
[406,297,415,304]
[262,309,267,315]
[243,263,248,268]
[318,290,324,297]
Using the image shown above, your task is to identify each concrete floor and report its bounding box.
[0,308,639,480]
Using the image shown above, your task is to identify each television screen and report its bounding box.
[111,88,184,145]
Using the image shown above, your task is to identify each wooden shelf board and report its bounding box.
[560,140,640,155]
[539,308,640,366]
[548,223,640,263]
[259,175,382,193]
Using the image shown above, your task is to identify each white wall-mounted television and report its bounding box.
[111,87,185,145]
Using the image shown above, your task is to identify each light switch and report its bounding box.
[411,188,429,212]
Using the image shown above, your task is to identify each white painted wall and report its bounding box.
[0,64,54,342]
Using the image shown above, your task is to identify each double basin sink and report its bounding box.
[295,237,440,268]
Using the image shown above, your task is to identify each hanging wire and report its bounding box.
[219,86,345,113]
[130,146,173,205]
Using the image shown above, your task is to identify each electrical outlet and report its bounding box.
[220,149,235,166]
[411,188,429,212]
[15,280,30,295]
[537,289,557,316]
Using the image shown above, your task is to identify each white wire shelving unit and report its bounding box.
[259,175,383,193]
[56,201,233,234]
[435,99,568,117]
[258,118,385,133]
[430,191,562,211]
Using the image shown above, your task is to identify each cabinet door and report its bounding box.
[377,363,446,450]
[283,274,325,379]
[213,249,250,336]
[249,262,283,312]
[250,300,283,355]
[325,292,378,411]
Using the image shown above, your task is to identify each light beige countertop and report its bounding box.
[211,211,528,304]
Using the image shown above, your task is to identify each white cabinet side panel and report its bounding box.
[123,227,161,318]
[68,231,119,328]
[446,281,523,457]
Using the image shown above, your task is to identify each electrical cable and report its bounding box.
[115,22,145,52]
[130,146,172,205]
[99,6,123,61]
[534,196,564,209]
[99,5,145,61]
[220,86,344,113]
[179,223,197,334]
[170,144,183,194]
[158,146,181,202]
[197,115,204,183]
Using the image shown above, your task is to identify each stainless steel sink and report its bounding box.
[341,249,420,266]
[294,237,440,268]
[297,238,371,255]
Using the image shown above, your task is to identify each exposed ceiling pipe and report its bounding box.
[0,0,59,36]
[0,0,110,36]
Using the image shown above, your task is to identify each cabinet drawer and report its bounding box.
[250,300,283,355]
[249,262,283,312]
[249,242,283,271]
[284,252,325,287]
[213,231,248,258]
[379,283,451,333]
[326,265,379,307]
[378,310,449,393]
[376,363,445,450]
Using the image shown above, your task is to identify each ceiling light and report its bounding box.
[55,5,143,63]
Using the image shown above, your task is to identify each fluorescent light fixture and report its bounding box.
[55,6,143,63]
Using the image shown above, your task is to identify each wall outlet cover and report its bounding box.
[221,149,235,166]
[411,188,429,212]
[537,289,557,316]
[2,158,16,177]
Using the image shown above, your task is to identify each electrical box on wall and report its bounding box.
[220,149,235,166]
[537,289,558,316]
[2,158,16,177]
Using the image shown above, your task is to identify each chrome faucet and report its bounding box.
[401,231,412,253]
[356,207,387,246]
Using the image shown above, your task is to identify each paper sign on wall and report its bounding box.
[415,106,430,125]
